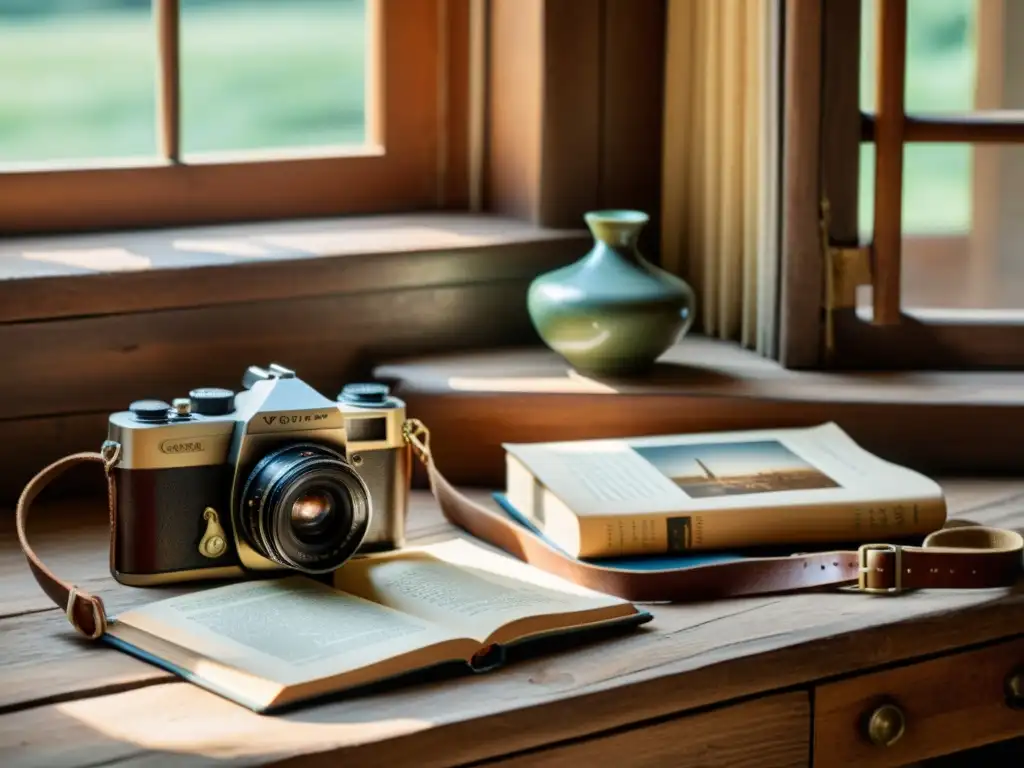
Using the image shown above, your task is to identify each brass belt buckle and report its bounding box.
[858,543,903,595]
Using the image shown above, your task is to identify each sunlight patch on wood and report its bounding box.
[51,683,433,759]
[445,375,618,394]
[21,248,151,272]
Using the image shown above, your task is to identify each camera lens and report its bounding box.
[290,490,336,541]
[239,443,371,573]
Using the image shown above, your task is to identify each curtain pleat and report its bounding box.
[661,0,774,352]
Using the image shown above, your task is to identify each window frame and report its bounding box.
[779,0,1024,370]
[0,0,454,235]
[0,0,668,504]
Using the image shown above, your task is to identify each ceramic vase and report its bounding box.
[527,210,696,377]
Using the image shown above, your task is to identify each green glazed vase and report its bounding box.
[527,210,696,377]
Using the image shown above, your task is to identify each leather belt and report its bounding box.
[14,421,1024,641]
[400,421,1024,602]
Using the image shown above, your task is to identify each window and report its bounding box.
[0,0,449,234]
[0,0,667,504]
[857,0,975,313]
[781,0,1024,369]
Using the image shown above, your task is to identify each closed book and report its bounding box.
[502,422,946,558]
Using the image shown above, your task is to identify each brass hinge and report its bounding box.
[820,198,872,358]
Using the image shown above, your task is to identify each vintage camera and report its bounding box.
[106,364,409,586]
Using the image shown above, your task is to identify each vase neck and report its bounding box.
[585,213,646,262]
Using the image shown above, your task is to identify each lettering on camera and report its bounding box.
[262,412,331,426]
[160,439,205,455]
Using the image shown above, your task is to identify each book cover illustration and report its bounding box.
[634,438,841,499]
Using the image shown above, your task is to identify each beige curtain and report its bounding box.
[660,0,779,355]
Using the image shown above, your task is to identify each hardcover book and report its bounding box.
[103,538,651,713]
[502,422,947,558]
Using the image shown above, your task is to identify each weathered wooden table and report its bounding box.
[2,481,1023,767]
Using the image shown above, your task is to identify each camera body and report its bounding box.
[107,364,409,586]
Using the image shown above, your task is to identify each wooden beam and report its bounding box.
[821,0,862,248]
[870,0,907,326]
[486,0,600,226]
[778,0,824,368]
[861,111,1024,143]
[155,0,180,163]
[485,0,664,229]
[439,0,472,208]
[969,0,1005,310]
[600,0,666,257]
[467,0,487,211]
[833,308,1024,369]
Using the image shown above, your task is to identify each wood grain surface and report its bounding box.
[0,214,587,323]
[0,282,538,422]
[483,692,810,768]
[1,478,1023,767]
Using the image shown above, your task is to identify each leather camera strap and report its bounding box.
[402,420,1024,603]
[13,424,1024,641]
[15,442,121,640]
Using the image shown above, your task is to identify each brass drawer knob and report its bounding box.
[866,702,906,747]
[1006,668,1024,709]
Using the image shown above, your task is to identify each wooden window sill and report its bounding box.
[0,214,591,504]
[0,213,589,323]
[374,336,1024,487]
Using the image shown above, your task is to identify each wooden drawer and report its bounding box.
[485,692,809,768]
[814,636,1024,768]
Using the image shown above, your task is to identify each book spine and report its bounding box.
[576,497,947,556]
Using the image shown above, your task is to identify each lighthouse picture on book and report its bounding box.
[632,439,841,499]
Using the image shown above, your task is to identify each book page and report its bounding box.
[334,538,635,645]
[114,576,467,687]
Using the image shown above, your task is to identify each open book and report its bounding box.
[103,538,651,713]
[502,422,947,558]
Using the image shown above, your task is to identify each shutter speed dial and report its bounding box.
[189,388,236,416]
[129,400,171,423]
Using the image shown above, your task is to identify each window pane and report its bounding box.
[860,0,976,113]
[0,2,156,164]
[859,143,1024,312]
[858,2,1024,312]
[181,0,367,155]
[859,143,972,239]
[858,0,975,240]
